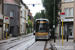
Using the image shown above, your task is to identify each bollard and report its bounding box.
[54,36,56,43]
[67,35,68,42]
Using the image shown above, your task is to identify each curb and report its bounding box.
[0,33,32,44]
[0,41,7,44]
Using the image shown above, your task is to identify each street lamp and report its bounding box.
[53,0,56,43]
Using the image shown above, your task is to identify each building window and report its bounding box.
[10,11,14,18]
[65,0,74,2]
[21,11,22,15]
[0,0,1,4]
[64,8,73,17]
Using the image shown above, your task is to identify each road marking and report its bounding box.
[54,43,61,50]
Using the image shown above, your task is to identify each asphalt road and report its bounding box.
[0,34,35,50]
[0,34,53,50]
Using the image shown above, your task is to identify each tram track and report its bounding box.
[45,40,57,50]
[44,41,47,50]
[0,33,32,47]
[7,37,34,50]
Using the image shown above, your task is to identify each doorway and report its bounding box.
[68,25,73,38]
[0,27,2,39]
[9,26,14,37]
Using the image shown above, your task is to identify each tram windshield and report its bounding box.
[36,23,48,32]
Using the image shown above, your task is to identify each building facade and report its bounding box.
[4,0,20,37]
[61,0,74,38]
[0,0,3,39]
[20,0,29,35]
[25,5,29,34]
[73,0,75,42]
[20,0,25,35]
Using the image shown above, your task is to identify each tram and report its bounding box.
[34,19,50,41]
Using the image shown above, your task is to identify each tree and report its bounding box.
[41,10,45,18]
[27,17,32,33]
[28,17,32,28]
[34,10,45,21]
[34,12,42,21]
[43,0,61,29]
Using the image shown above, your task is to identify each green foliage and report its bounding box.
[34,10,45,22]
[34,12,42,21]
[43,0,61,28]
[27,27,31,33]
[27,17,32,33]
[41,10,45,18]
[28,17,32,28]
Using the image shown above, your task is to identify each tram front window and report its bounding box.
[36,23,48,32]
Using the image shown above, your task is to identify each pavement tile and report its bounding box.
[51,39,75,50]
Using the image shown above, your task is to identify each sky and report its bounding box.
[23,0,45,16]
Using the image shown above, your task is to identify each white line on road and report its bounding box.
[54,43,61,50]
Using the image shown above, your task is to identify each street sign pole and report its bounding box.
[6,22,8,39]
[61,13,65,45]
[62,19,63,45]
[5,17,8,39]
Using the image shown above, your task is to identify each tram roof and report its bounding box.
[35,19,49,22]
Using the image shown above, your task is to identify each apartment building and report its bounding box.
[4,0,20,37]
[25,6,29,34]
[0,0,3,39]
[20,0,25,35]
[20,0,29,35]
[61,0,74,38]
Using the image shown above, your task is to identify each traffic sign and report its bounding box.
[60,13,65,20]
[33,4,35,7]
[60,13,65,15]
[5,17,9,23]
[6,28,8,32]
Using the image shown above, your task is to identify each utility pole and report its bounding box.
[53,0,56,42]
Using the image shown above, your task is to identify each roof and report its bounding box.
[20,0,28,9]
[4,0,17,4]
[4,0,20,5]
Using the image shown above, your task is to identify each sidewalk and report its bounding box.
[0,33,32,44]
[51,39,75,50]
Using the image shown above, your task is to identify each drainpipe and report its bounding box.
[19,2,21,36]
[2,0,4,39]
